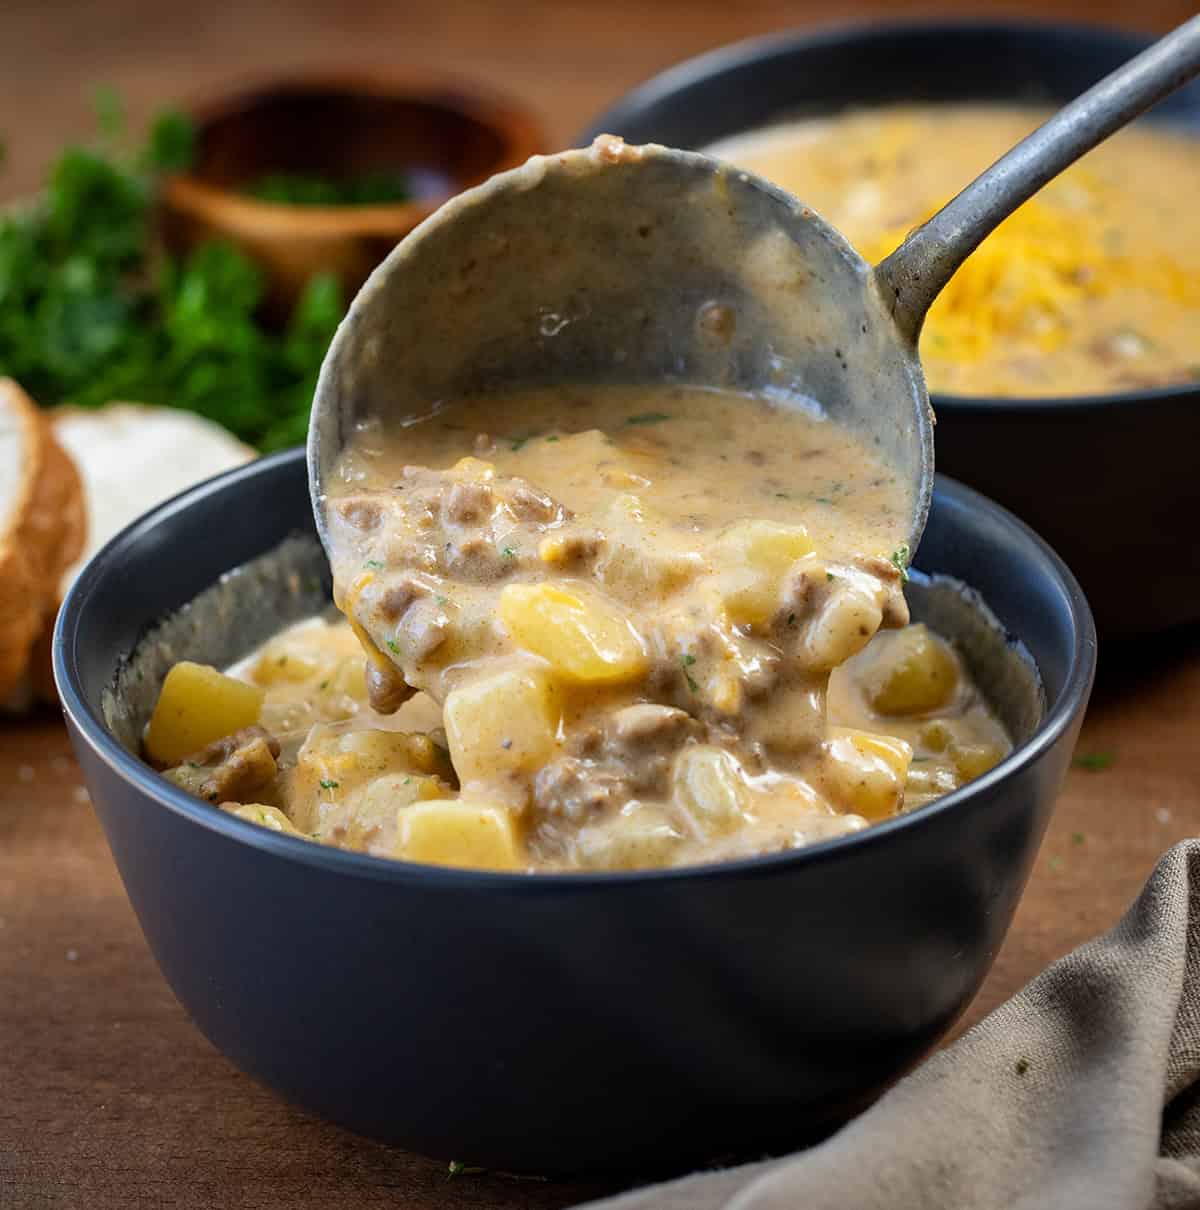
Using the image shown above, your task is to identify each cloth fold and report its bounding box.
[580,841,1200,1210]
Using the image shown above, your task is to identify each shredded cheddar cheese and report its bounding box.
[860,177,1200,366]
[711,104,1200,395]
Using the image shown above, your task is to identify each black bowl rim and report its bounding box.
[582,15,1200,414]
[54,447,1096,890]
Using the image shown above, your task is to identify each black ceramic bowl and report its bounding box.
[583,20,1200,639]
[55,448,1094,1174]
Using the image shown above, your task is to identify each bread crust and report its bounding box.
[0,379,87,705]
[0,541,43,702]
[2,389,255,709]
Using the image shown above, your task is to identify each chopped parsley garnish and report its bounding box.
[680,654,698,691]
[826,572,836,582]
[1073,751,1115,772]
[446,1160,484,1180]
[364,559,384,570]
[385,638,401,654]
[509,433,539,451]
[890,544,912,581]
[501,545,517,559]
[276,655,288,666]
[545,434,560,442]
[625,412,671,425]
[0,92,345,451]
[814,497,833,505]
[786,612,797,626]
[1071,831,1086,845]
[435,594,449,607]
[319,779,339,790]
[248,168,412,207]
[318,680,329,691]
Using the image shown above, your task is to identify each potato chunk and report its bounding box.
[820,726,913,821]
[499,583,647,684]
[917,719,955,752]
[715,520,814,627]
[950,741,1006,783]
[802,583,883,671]
[675,746,747,834]
[251,646,323,686]
[576,804,684,870]
[290,724,452,835]
[336,729,453,780]
[395,800,522,871]
[331,655,369,701]
[861,624,960,716]
[443,664,559,795]
[144,662,264,766]
[224,803,304,836]
[332,772,445,851]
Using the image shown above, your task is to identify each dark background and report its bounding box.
[4,0,1197,197]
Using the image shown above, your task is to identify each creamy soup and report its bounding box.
[144,385,1011,871]
[708,104,1200,397]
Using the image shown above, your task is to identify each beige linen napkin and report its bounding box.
[580,841,1200,1210]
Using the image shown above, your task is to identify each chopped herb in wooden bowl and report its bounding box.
[247,169,413,207]
[0,91,344,451]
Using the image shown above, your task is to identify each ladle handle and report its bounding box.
[874,15,1200,345]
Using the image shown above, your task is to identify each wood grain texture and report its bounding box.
[2,0,1199,1206]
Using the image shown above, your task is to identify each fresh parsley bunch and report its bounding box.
[0,90,343,451]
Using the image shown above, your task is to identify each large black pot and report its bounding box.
[54,449,1094,1175]
[582,20,1200,639]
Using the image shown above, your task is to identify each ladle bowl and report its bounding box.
[308,137,934,552]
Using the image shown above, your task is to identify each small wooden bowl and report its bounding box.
[160,74,546,315]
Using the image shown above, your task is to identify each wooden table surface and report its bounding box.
[3,1,1199,1206]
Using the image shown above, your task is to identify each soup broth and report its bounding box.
[145,385,1011,871]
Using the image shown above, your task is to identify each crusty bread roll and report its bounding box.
[0,379,86,705]
[1,391,256,711]
[52,403,255,586]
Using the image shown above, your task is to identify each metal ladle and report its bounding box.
[310,15,1200,555]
